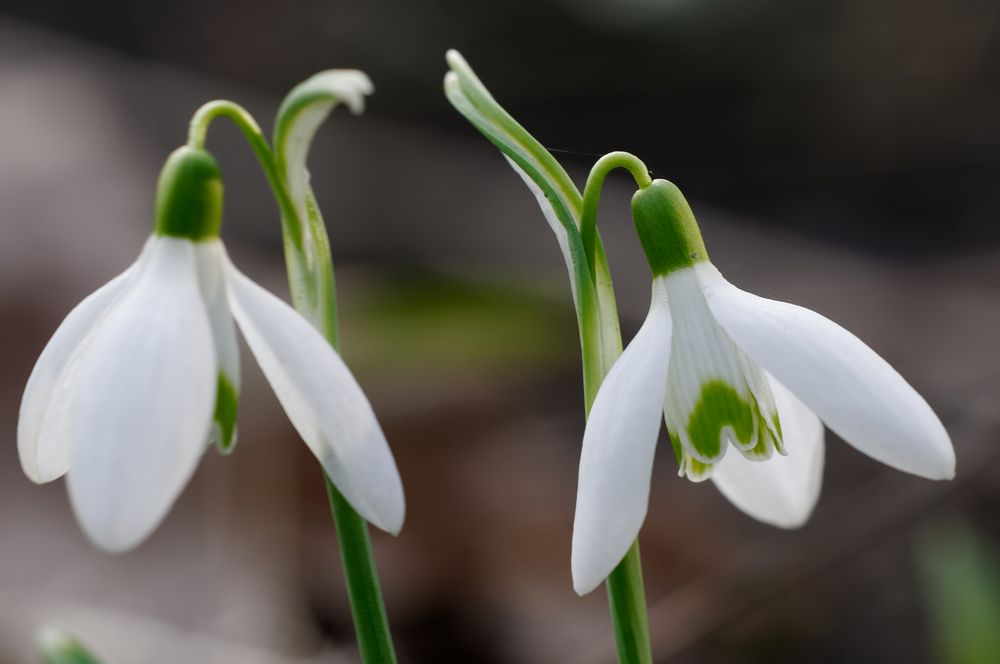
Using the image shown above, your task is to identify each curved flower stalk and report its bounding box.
[18,145,404,552]
[572,179,956,594]
[445,51,654,664]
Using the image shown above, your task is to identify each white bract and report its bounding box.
[17,146,404,552]
[571,179,955,595]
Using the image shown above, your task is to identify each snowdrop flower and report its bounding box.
[18,146,404,552]
[572,179,955,594]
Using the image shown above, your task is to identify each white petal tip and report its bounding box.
[888,428,955,481]
[373,506,405,537]
[916,454,956,482]
[20,463,59,485]
[767,511,813,530]
[79,523,146,555]
[571,566,603,596]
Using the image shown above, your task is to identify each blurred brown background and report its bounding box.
[2,1,1000,662]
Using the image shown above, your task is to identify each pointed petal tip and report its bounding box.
[571,555,604,596]
[84,531,141,555]
[912,441,956,482]
[368,492,406,536]
[71,494,153,554]
[19,464,56,485]
[382,514,405,538]
[764,506,814,530]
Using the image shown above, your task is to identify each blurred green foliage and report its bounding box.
[917,520,1000,664]
[341,271,578,380]
[38,626,104,664]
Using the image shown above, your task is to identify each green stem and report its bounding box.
[187,101,305,252]
[583,338,653,664]
[581,152,652,283]
[580,154,654,664]
[190,102,398,663]
[605,543,652,664]
[326,476,398,663]
[446,56,652,662]
[307,215,396,664]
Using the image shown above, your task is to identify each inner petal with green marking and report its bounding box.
[212,372,239,453]
[659,268,783,481]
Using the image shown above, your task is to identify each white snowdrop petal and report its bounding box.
[67,237,217,552]
[225,262,404,534]
[712,375,824,528]
[572,278,672,595]
[699,263,954,480]
[17,243,150,483]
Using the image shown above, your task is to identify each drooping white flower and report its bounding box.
[17,146,404,552]
[571,179,954,595]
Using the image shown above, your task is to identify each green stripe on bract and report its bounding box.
[630,180,708,276]
[686,380,755,461]
[213,372,239,454]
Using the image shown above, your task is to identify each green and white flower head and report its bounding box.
[571,179,955,594]
[18,143,404,552]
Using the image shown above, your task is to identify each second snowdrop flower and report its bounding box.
[18,146,404,552]
[572,179,955,594]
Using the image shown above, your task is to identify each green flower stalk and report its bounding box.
[444,50,654,664]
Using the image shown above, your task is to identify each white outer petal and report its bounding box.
[18,264,138,483]
[698,263,954,480]
[712,375,824,528]
[224,261,404,534]
[505,156,578,305]
[572,278,672,595]
[67,237,217,552]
